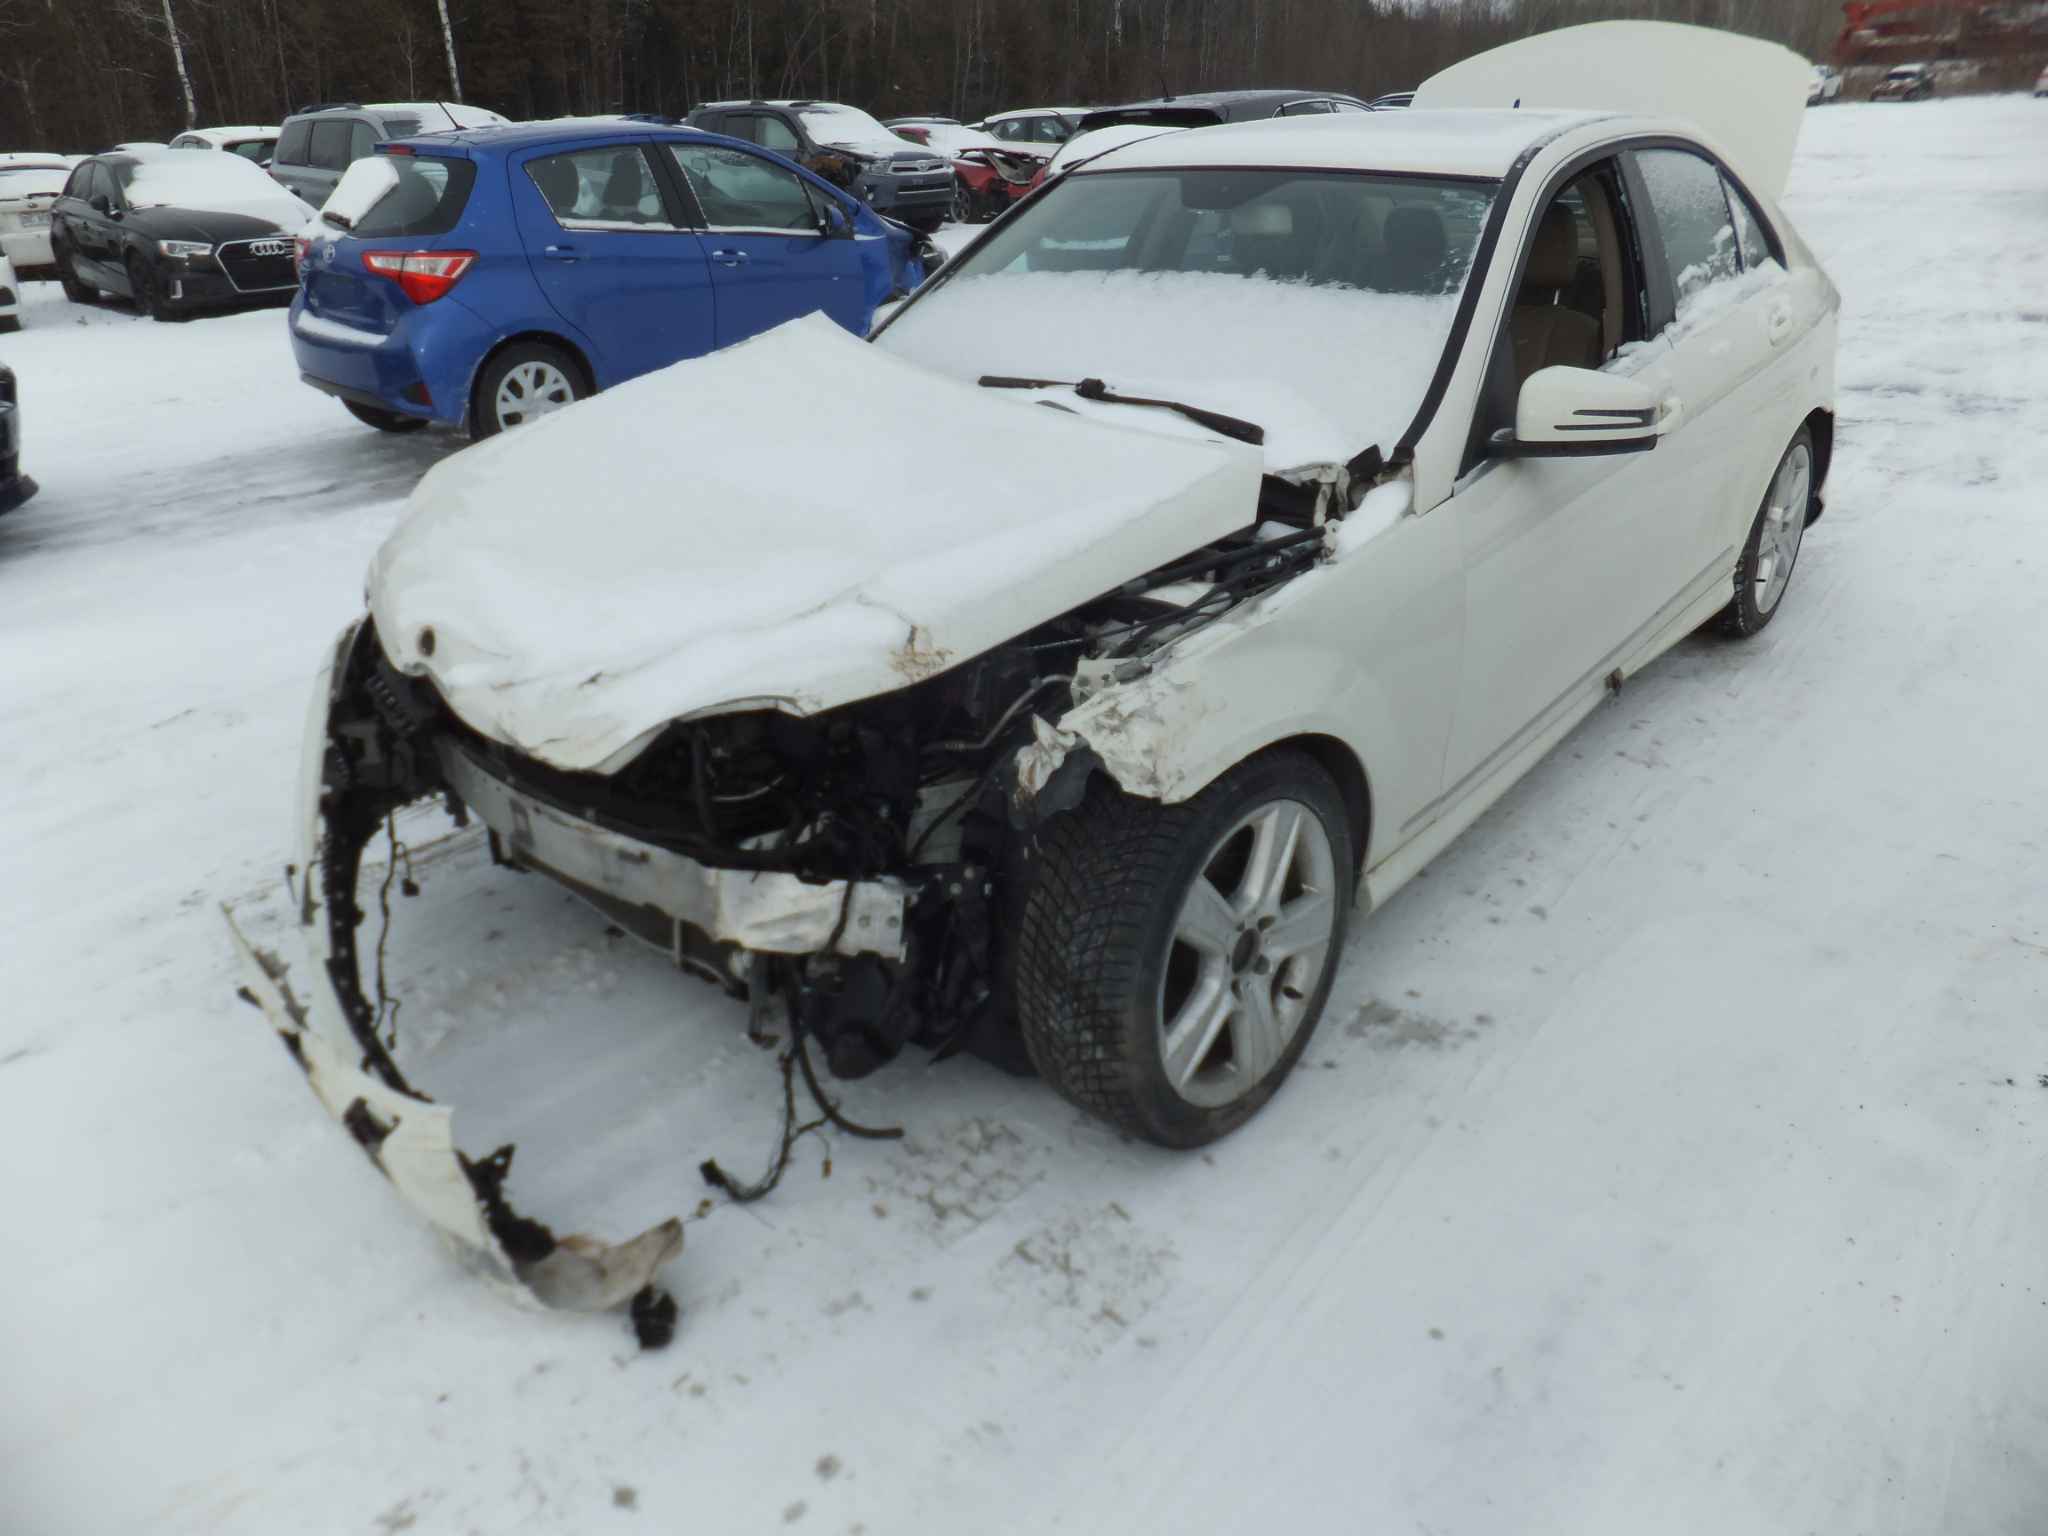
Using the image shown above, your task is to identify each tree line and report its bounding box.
[0,0,1857,152]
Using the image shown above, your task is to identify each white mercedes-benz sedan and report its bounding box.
[233,24,1836,1320]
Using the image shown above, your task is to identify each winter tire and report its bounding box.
[343,400,430,434]
[1015,749,1354,1148]
[1718,426,1815,638]
[474,342,585,437]
[126,254,169,322]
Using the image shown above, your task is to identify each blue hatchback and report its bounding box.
[290,121,929,436]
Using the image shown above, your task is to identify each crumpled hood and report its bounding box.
[369,315,1262,774]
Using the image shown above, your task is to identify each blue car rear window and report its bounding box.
[352,156,477,238]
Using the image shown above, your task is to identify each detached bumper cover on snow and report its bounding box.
[225,621,684,1335]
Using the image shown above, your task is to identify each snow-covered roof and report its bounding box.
[1074,108,1613,181]
[982,106,1090,122]
[177,125,279,144]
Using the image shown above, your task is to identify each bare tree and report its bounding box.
[435,0,463,98]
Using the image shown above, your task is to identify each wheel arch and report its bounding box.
[1265,733,1372,871]
[466,330,597,432]
[1803,406,1835,520]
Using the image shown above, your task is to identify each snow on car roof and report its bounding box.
[1075,108,1612,180]
[983,106,1089,120]
[179,125,279,142]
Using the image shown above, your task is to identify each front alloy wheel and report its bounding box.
[1015,750,1354,1148]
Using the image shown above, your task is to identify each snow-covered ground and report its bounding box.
[5,97,2047,1535]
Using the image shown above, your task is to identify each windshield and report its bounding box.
[1887,67,1921,80]
[876,167,1496,470]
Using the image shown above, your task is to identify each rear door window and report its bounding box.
[526,146,674,228]
[666,144,818,231]
[308,120,354,171]
[1635,147,1741,313]
[348,121,377,163]
[275,120,312,165]
[1723,176,1776,270]
[350,156,479,237]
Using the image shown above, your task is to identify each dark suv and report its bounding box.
[685,100,952,232]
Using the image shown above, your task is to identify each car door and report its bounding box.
[512,140,717,383]
[70,164,122,284]
[661,141,870,346]
[1440,159,1686,792]
[1627,146,1800,583]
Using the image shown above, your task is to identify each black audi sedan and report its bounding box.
[51,149,307,320]
[0,364,37,515]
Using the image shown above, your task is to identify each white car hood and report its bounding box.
[1414,20,1809,200]
[368,315,1263,774]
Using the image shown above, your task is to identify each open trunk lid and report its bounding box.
[1413,20,1810,200]
[369,314,1263,774]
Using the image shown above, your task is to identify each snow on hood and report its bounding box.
[369,314,1262,774]
[875,269,1459,474]
[1414,20,1809,200]
[797,106,922,158]
[119,152,305,227]
[919,124,1023,159]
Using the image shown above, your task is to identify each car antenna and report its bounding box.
[439,100,462,130]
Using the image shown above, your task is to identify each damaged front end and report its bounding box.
[234,453,1367,1336]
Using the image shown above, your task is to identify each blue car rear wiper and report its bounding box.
[979,375,1265,448]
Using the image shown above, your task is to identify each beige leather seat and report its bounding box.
[1510,205,1603,384]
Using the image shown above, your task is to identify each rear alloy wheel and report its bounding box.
[1717,426,1815,638]
[342,400,429,434]
[57,250,95,304]
[474,343,584,437]
[125,253,173,321]
[1015,751,1354,1148]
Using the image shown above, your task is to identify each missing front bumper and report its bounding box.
[222,620,689,1340]
[438,736,910,963]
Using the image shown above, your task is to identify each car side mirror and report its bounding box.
[819,201,855,239]
[89,193,111,215]
[1489,366,1667,459]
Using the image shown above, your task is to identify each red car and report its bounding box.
[886,119,1049,222]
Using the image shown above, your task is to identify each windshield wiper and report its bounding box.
[979,375,1265,448]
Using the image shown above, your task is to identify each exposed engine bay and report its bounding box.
[319,481,1337,1093]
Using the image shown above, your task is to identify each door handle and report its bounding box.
[543,243,578,263]
[1766,303,1794,344]
[710,249,749,267]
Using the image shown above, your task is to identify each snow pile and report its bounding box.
[119,150,305,226]
[878,268,1459,472]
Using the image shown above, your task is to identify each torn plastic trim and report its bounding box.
[228,913,684,1323]
[438,736,910,962]
[238,617,686,1340]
